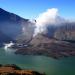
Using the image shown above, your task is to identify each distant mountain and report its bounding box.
[33,22,75,42]
[0,8,35,46]
[54,22,75,41]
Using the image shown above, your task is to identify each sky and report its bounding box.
[0,0,75,20]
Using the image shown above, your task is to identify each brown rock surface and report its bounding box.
[0,64,45,75]
[15,34,75,59]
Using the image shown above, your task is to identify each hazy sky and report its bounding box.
[0,0,75,19]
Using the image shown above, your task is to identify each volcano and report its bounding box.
[15,34,75,59]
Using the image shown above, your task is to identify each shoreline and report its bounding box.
[0,64,45,75]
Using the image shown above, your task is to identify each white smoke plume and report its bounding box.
[33,8,66,37]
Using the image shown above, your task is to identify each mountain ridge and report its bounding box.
[0,8,35,46]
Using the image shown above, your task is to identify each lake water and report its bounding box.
[0,48,75,75]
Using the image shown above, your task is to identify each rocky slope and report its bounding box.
[15,34,75,59]
[0,64,45,75]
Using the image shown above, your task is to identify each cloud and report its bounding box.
[33,8,66,37]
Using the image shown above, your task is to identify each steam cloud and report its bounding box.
[33,8,66,37]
